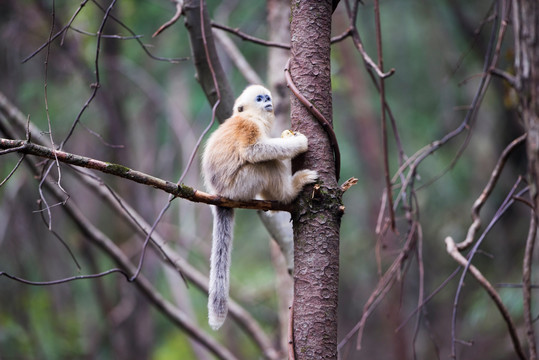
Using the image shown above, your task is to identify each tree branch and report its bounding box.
[445,237,526,360]
[284,58,341,180]
[0,138,290,212]
[522,211,538,359]
[36,161,239,360]
[183,0,235,122]
[457,133,527,250]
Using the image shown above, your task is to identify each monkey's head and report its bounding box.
[233,85,274,118]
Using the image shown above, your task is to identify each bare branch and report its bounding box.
[0,107,280,359]
[445,237,526,360]
[490,67,518,88]
[46,177,239,360]
[457,133,526,250]
[74,170,280,359]
[288,305,295,360]
[284,58,341,180]
[523,211,538,359]
[212,22,290,49]
[212,21,351,51]
[0,138,291,212]
[337,222,418,352]
[213,30,263,85]
[340,177,358,193]
[153,0,184,38]
[373,0,395,230]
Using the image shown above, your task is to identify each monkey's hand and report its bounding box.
[281,129,295,138]
[291,132,309,153]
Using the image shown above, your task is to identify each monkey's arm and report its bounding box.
[242,136,308,163]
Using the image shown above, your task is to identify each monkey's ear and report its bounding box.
[237,105,244,112]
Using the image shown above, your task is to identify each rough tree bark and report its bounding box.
[514,1,539,209]
[290,1,342,359]
[513,1,538,358]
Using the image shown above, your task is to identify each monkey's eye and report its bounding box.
[256,95,264,102]
[265,95,271,102]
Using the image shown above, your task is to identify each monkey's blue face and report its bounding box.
[255,94,273,112]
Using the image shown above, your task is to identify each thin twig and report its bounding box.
[69,27,144,39]
[153,0,184,37]
[337,222,417,351]
[22,0,89,63]
[457,133,526,250]
[373,0,395,231]
[340,177,358,193]
[90,0,187,62]
[331,27,353,44]
[523,210,538,359]
[71,168,278,358]
[0,113,274,359]
[0,154,25,187]
[211,22,351,51]
[22,172,238,360]
[395,267,461,333]
[344,1,394,79]
[211,22,290,49]
[449,179,528,360]
[288,305,295,360]
[446,236,526,360]
[490,67,517,88]
[213,30,263,85]
[22,0,185,64]
[284,59,341,180]
[412,222,425,358]
[392,0,509,220]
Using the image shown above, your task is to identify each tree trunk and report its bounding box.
[290,1,342,359]
[513,1,539,358]
[514,1,539,208]
[183,0,234,122]
[516,0,539,198]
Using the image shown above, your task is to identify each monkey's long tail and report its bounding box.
[208,205,235,330]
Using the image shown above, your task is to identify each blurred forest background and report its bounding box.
[0,0,534,359]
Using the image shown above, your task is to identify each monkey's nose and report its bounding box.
[265,104,273,111]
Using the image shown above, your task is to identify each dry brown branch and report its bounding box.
[40,167,239,360]
[340,177,358,193]
[0,138,291,212]
[288,305,295,360]
[344,1,394,79]
[213,30,263,84]
[212,21,352,51]
[373,0,395,231]
[445,236,526,360]
[284,58,341,180]
[457,133,527,250]
[523,211,538,359]
[153,0,184,38]
[490,67,518,88]
[0,95,281,360]
[337,222,418,352]
[75,171,280,360]
[211,22,290,49]
[0,115,238,359]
